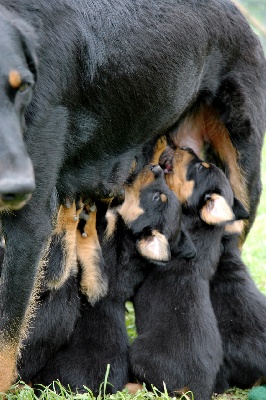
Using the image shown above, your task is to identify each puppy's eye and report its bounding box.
[196,162,204,171]
[19,82,31,92]
[153,192,161,202]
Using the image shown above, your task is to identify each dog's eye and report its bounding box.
[196,162,204,171]
[153,192,161,202]
[19,82,31,93]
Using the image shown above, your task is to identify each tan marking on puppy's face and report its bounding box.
[201,193,234,225]
[160,193,167,203]
[119,165,156,224]
[202,162,210,168]
[76,205,108,304]
[225,220,244,235]
[165,148,195,203]
[137,230,170,262]
[8,70,22,88]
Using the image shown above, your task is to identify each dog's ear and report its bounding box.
[136,230,171,263]
[232,197,249,220]
[200,193,235,225]
[171,226,196,260]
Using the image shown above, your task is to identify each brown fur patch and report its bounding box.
[170,105,249,237]
[50,203,80,288]
[105,208,118,239]
[151,136,168,164]
[201,193,234,225]
[119,165,157,224]
[8,70,22,88]
[202,161,210,168]
[225,220,244,235]
[0,342,17,393]
[76,205,108,304]
[160,193,167,203]
[137,230,170,262]
[165,148,195,203]
[125,383,143,394]
[121,136,167,225]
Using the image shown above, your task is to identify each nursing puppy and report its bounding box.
[19,160,195,393]
[131,147,248,400]
[0,1,265,390]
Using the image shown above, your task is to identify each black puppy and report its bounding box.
[24,161,195,393]
[130,147,248,400]
[0,0,265,391]
[211,232,266,392]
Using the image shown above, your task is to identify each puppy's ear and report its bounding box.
[171,226,196,260]
[233,197,249,220]
[136,230,171,263]
[200,193,235,225]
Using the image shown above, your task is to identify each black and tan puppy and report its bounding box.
[19,159,195,393]
[211,232,266,392]
[130,147,248,400]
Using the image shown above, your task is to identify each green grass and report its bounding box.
[242,142,266,294]
[5,144,266,400]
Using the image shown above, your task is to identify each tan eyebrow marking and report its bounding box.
[8,70,22,88]
[202,162,210,168]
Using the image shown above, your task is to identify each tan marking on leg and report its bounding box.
[77,205,107,304]
[8,70,22,89]
[105,208,118,239]
[165,148,195,203]
[125,383,143,394]
[0,343,17,393]
[49,202,81,289]
[151,136,168,164]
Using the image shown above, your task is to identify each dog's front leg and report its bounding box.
[0,201,53,392]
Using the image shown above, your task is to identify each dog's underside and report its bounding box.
[0,0,265,391]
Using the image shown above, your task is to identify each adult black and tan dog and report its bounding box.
[0,0,265,392]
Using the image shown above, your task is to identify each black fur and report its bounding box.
[131,150,248,400]
[211,233,266,392]
[0,0,265,391]
[19,165,195,393]
[17,274,80,384]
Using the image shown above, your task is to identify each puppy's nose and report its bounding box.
[150,164,163,178]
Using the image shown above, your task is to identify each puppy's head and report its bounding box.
[162,146,249,225]
[119,163,195,264]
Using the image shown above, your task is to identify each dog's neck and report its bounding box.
[179,213,224,280]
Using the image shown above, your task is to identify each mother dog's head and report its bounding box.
[0,6,37,210]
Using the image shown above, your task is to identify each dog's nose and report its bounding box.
[150,164,163,177]
[0,180,35,210]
